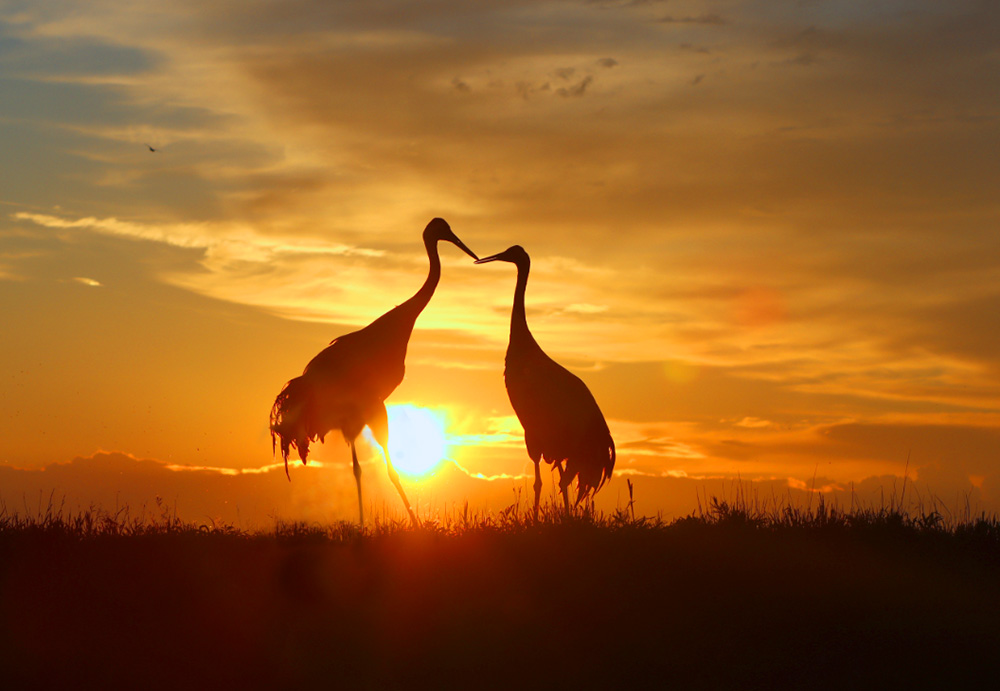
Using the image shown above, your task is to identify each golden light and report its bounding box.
[379,404,449,478]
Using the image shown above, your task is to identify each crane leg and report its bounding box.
[370,405,419,527]
[556,463,571,516]
[385,455,419,527]
[351,441,364,526]
[532,460,542,522]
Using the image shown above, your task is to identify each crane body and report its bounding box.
[270,218,477,525]
[476,246,615,518]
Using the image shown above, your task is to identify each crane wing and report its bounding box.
[303,308,413,402]
[271,307,416,470]
[505,349,611,462]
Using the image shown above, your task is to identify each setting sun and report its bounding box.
[376,404,449,478]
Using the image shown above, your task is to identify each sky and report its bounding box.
[2,0,999,524]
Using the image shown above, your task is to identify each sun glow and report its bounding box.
[378,404,449,478]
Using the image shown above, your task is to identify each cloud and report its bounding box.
[618,436,706,460]
[657,14,726,25]
[822,423,1000,476]
[5,448,989,526]
[0,451,361,526]
[562,302,608,315]
[0,30,157,79]
[10,0,996,262]
[7,211,484,332]
[585,0,670,8]
[556,75,593,97]
[3,0,1000,505]
[736,417,773,429]
[0,449,672,524]
[906,293,1000,374]
[693,421,1000,497]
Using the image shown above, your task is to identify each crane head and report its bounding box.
[424,217,479,260]
[474,245,529,268]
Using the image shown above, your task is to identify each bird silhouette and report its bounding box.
[476,245,615,518]
[270,218,478,525]
[146,144,156,152]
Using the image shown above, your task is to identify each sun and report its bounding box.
[378,404,449,478]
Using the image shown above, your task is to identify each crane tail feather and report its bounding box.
[566,433,616,501]
[270,376,316,479]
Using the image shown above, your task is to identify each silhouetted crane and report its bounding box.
[146,144,156,152]
[270,218,477,525]
[476,245,615,518]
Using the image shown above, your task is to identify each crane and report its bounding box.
[270,218,477,525]
[476,245,615,518]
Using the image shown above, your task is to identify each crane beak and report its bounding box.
[474,253,503,264]
[451,236,479,261]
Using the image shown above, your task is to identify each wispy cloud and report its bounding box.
[657,14,726,25]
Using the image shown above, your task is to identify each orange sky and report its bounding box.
[2,0,999,523]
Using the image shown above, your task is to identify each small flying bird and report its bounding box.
[270,218,478,525]
[476,245,615,518]
[146,144,156,152]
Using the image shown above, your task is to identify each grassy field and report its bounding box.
[2,494,999,689]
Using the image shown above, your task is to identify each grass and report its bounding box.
[2,488,1000,689]
[5,483,999,545]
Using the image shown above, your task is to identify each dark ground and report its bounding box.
[1,514,999,689]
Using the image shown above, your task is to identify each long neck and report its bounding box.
[403,234,441,316]
[509,259,534,348]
